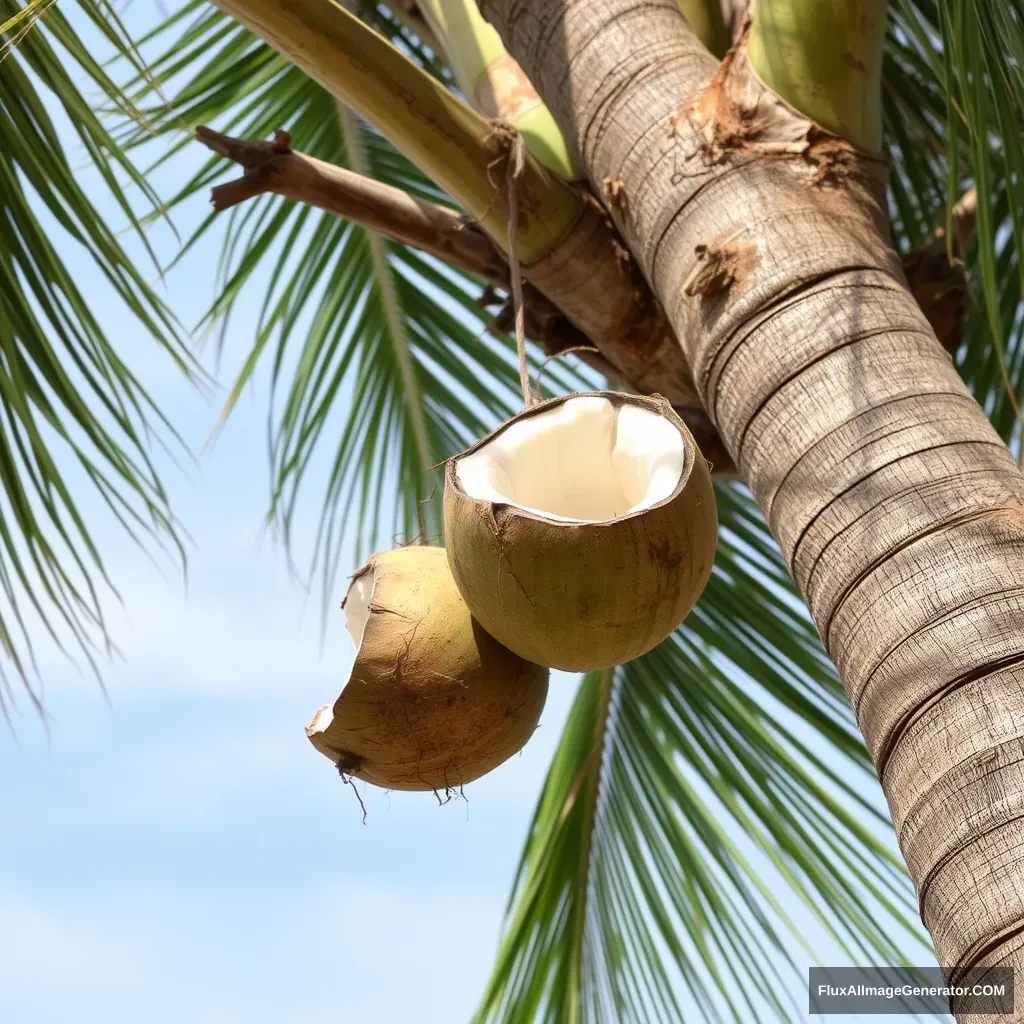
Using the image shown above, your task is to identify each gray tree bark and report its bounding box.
[479,0,1024,1015]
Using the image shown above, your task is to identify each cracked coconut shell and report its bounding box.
[305,545,548,791]
[444,392,717,671]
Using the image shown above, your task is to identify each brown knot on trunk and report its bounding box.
[683,244,741,297]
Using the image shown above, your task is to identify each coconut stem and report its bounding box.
[501,124,534,408]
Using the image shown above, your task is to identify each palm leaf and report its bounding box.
[890,0,1024,444]
[0,0,196,703]
[884,3,949,250]
[472,484,926,1024]
[116,1,593,605]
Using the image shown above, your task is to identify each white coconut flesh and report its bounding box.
[343,569,375,649]
[306,568,377,739]
[455,395,686,523]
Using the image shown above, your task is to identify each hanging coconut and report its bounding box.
[306,545,548,792]
[444,392,717,671]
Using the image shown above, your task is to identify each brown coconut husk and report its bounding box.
[306,545,548,792]
[444,391,717,670]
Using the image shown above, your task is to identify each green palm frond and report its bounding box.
[889,0,1024,443]
[884,3,948,249]
[472,484,925,1023]
[938,0,1024,442]
[0,0,196,701]
[116,1,593,605]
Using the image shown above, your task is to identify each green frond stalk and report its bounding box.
[565,664,617,1023]
[677,0,730,57]
[336,103,433,476]
[209,0,581,261]
[748,0,888,149]
[420,0,581,178]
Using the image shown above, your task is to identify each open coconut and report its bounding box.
[444,392,717,671]
[306,545,548,792]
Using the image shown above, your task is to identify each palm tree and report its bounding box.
[3,0,1024,1019]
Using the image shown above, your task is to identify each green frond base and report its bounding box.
[748,0,887,150]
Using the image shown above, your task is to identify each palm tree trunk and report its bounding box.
[481,0,1024,1009]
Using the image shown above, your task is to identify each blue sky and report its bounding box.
[0,8,580,1018]
[0,162,582,1019]
[0,4,948,1022]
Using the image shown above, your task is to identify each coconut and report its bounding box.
[306,545,548,792]
[444,392,717,670]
